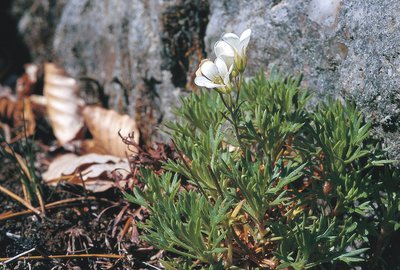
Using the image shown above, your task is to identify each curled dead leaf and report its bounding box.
[0,90,15,122]
[0,91,36,140]
[16,63,39,98]
[82,106,139,157]
[81,139,109,155]
[43,153,131,193]
[44,63,84,145]
[29,94,48,118]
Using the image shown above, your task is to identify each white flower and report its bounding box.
[214,29,252,73]
[214,41,235,69]
[194,58,233,93]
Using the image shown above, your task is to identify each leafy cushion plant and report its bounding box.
[125,29,399,269]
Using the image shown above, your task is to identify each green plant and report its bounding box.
[125,29,399,269]
[0,119,44,214]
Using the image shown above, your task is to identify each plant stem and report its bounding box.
[218,92,246,154]
[229,225,271,268]
[1,143,32,202]
[171,139,208,199]
[235,73,243,106]
[35,185,46,215]
[207,165,224,199]
[226,232,233,266]
[257,220,267,239]
[368,222,390,270]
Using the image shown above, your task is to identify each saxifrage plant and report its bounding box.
[125,29,400,269]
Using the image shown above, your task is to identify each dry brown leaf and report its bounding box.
[29,94,47,118]
[16,63,39,98]
[29,94,47,107]
[43,153,131,193]
[0,90,16,122]
[0,91,36,140]
[82,106,139,157]
[44,63,84,145]
[81,139,109,155]
[13,98,36,137]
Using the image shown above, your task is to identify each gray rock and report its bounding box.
[338,0,400,161]
[38,0,208,143]
[52,0,171,143]
[12,0,66,63]
[9,0,400,160]
[206,0,344,98]
[205,0,400,161]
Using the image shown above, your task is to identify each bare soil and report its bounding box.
[0,156,157,270]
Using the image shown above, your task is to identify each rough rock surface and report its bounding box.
[52,0,208,143]
[11,0,209,143]
[205,0,400,160]
[12,0,66,63]
[8,0,400,159]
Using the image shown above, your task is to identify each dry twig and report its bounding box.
[0,196,114,221]
[0,253,125,263]
[0,184,41,216]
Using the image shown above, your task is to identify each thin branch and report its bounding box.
[0,196,114,221]
[1,248,36,264]
[0,184,41,216]
[35,185,46,216]
[0,253,125,263]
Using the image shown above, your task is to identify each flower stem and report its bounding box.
[218,92,246,154]
[235,73,243,106]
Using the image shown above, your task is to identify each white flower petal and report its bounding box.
[239,29,252,55]
[214,41,235,58]
[240,29,252,43]
[222,56,234,70]
[223,72,230,85]
[196,59,209,76]
[227,63,234,73]
[222,32,239,40]
[200,60,219,81]
[214,41,235,67]
[215,58,228,76]
[195,76,224,88]
[222,33,240,50]
[224,63,234,85]
[195,68,202,77]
